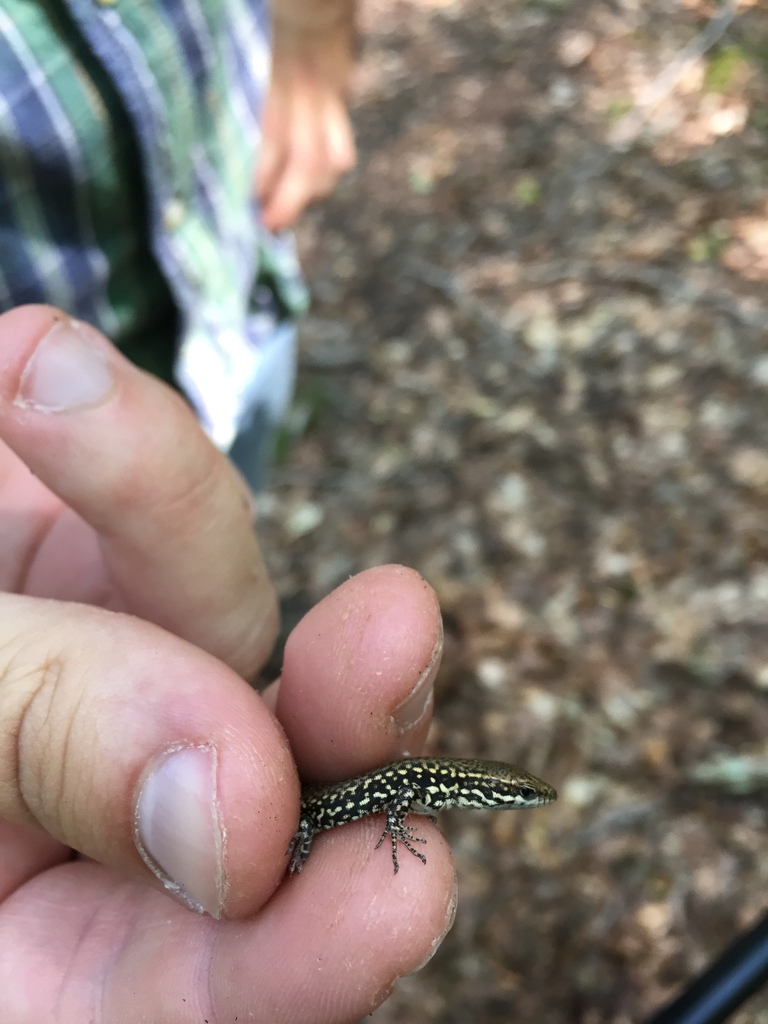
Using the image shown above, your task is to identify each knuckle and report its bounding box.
[0,638,69,828]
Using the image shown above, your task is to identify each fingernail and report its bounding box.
[392,629,443,736]
[14,316,114,412]
[410,876,459,973]
[134,744,226,918]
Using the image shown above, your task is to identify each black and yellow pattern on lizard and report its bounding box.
[287,757,557,874]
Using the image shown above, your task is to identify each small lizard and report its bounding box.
[287,756,557,874]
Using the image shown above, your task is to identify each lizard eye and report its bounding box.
[518,785,538,802]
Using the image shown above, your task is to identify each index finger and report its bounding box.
[0,305,277,679]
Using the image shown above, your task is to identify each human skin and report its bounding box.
[0,306,455,1023]
[258,0,358,231]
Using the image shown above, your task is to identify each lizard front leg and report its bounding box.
[373,785,429,873]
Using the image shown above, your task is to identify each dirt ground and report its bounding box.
[257,1,768,1021]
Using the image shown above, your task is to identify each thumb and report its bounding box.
[0,594,297,919]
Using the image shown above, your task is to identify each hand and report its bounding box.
[257,0,358,231]
[0,307,454,1022]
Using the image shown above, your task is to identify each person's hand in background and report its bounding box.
[0,306,454,1022]
[258,0,358,231]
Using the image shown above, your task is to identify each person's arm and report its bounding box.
[258,0,358,231]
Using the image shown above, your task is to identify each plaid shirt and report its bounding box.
[0,0,306,454]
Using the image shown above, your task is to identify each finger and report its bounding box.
[261,153,324,232]
[257,95,288,203]
[0,306,277,679]
[1,827,455,1023]
[323,95,357,176]
[275,565,443,780]
[260,92,339,231]
[0,594,297,919]
[0,437,62,591]
[0,821,69,902]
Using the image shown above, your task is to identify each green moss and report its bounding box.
[704,44,748,93]
[408,170,435,196]
[514,175,542,206]
[605,96,633,121]
[749,105,768,132]
[686,222,730,263]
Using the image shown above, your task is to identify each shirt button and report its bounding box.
[163,198,185,231]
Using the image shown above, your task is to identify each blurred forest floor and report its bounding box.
[258,1,768,1021]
